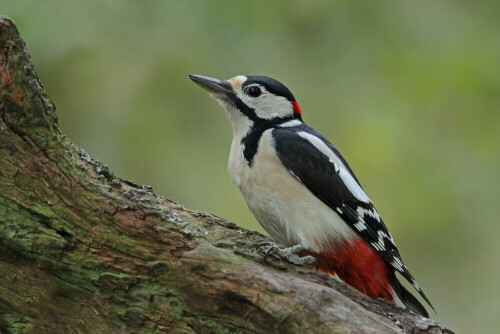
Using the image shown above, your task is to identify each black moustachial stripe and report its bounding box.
[230,94,295,166]
[231,76,299,165]
[241,116,294,166]
[233,96,260,122]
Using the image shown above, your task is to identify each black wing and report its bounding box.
[272,123,434,311]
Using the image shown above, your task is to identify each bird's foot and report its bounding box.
[256,242,319,271]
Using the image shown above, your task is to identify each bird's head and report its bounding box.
[188,74,302,127]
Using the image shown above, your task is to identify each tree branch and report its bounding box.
[0,17,452,334]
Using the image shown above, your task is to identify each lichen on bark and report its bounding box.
[0,17,453,334]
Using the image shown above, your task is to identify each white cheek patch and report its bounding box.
[252,94,293,119]
[231,82,294,120]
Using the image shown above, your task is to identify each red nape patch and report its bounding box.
[292,100,301,115]
[300,239,393,301]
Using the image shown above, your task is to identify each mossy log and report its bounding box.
[0,17,453,334]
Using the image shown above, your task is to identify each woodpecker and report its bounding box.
[188,74,434,317]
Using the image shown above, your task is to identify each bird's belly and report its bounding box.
[232,131,357,252]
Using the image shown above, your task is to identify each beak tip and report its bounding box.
[187,74,232,96]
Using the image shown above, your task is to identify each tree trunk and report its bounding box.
[0,17,452,334]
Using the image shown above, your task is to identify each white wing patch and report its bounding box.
[297,131,370,203]
[296,131,347,170]
[328,158,340,172]
[338,168,370,203]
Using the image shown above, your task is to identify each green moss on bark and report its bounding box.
[0,17,453,334]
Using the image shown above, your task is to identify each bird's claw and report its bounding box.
[256,241,277,261]
[264,245,278,261]
[256,241,319,270]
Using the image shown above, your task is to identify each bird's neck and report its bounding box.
[231,116,298,166]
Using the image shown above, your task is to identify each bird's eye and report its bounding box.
[246,86,262,98]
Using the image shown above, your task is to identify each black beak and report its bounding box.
[188,74,232,96]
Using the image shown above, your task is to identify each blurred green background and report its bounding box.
[3,0,499,332]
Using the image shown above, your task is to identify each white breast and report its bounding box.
[228,129,357,252]
[227,116,254,188]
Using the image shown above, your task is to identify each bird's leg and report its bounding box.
[256,242,319,270]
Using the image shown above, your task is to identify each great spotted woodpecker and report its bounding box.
[188,74,434,317]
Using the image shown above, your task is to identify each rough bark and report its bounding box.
[0,17,452,334]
